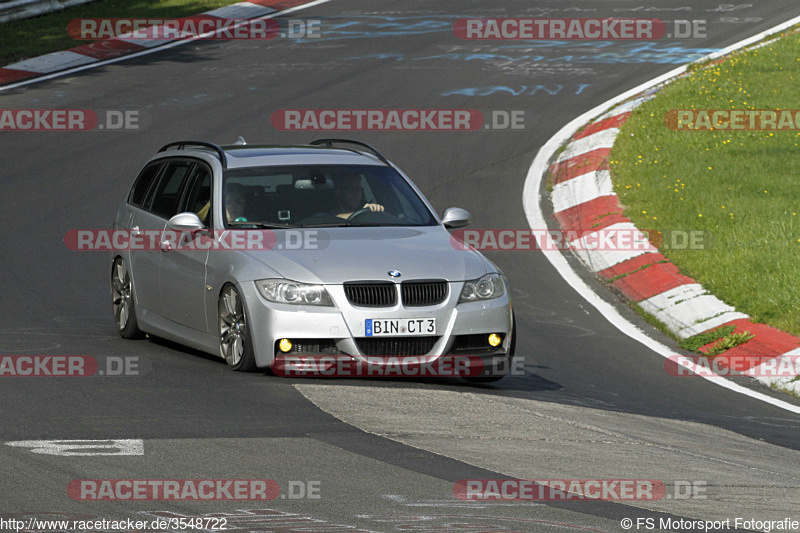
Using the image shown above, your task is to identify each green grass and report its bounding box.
[610,29,800,337]
[677,325,735,352]
[675,325,755,356]
[1,0,244,66]
[702,331,755,356]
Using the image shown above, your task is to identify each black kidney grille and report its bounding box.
[344,282,397,307]
[401,280,448,307]
[356,336,439,356]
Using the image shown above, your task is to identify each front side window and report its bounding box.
[221,165,437,228]
[179,164,213,226]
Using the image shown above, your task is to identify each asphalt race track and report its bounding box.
[2,1,800,532]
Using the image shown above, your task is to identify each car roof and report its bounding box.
[224,146,388,169]
[155,139,392,170]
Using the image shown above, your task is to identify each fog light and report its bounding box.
[488,333,502,347]
[279,339,293,353]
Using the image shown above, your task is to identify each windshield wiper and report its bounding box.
[345,223,402,227]
[300,222,348,228]
[228,221,299,229]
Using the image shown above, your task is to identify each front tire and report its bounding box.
[218,284,257,372]
[111,257,144,339]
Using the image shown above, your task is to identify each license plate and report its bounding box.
[365,318,436,336]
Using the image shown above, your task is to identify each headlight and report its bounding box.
[458,273,505,303]
[256,279,334,306]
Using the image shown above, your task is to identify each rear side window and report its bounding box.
[145,160,195,219]
[128,162,163,208]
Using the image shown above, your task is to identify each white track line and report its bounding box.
[0,0,332,92]
[523,15,800,415]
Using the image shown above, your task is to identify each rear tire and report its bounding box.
[111,257,144,339]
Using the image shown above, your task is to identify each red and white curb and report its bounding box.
[544,70,800,397]
[0,0,328,88]
[525,14,800,409]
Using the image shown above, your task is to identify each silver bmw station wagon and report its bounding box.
[111,139,515,380]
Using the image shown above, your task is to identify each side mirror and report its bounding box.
[441,207,472,229]
[167,212,205,232]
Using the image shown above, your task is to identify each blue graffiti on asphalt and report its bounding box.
[292,14,721,69]
[297,15,719,65]
[292,15,463,42]
[346,42,720,65]
[442,85,592,97]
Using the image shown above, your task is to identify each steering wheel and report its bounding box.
[347,207,372,221]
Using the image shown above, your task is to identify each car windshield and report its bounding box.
[222,164,438,228]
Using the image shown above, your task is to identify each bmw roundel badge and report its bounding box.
[388,270,401,278]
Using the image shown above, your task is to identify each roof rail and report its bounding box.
[309,138,391,166]
[158,141,227,169]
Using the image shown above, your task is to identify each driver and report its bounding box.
[225,185,248,223]
[333,174,383,219]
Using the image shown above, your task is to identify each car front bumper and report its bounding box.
[239,281,514,373]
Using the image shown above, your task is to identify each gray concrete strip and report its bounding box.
[0,437,647,532]
[296,384,800,524]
